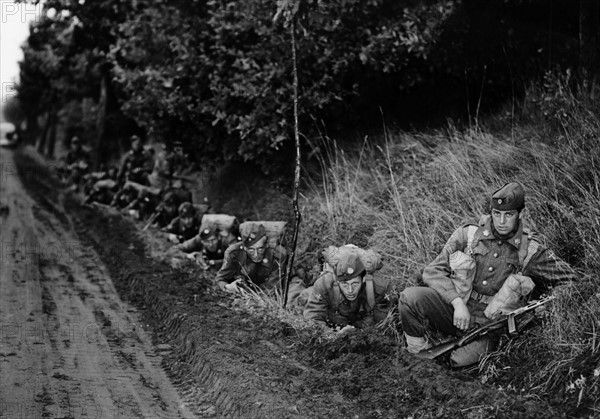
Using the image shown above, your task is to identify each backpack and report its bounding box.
[239,221,288,248]
[200,214,240,237]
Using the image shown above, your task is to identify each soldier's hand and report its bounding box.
[451,297,471,331]
[337,325,356,334]
[167,233,179,243]
[186,251,201,260]
[224,281,241,293]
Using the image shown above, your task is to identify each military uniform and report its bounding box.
[215,241,288,290]
[303,272,393,328]
[163,216,201,242]
[399,182,576,366]
[117,149,150,184]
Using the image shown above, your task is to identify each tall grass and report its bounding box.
[297,71,600,407]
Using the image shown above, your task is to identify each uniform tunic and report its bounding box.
[163,215,201,242]
[117,150,150,183]
[177,234,234,261]
[303,272,393,328]
[400,215,576,340]
[423,215,576,305]
[215,243,288,290]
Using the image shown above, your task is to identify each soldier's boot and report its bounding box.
[449,336,498,368]
[404,333,432,354]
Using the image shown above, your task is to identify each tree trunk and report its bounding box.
[37,112,50,154]
[25,112,38,145]
[46,111,58,158]
[95,72,108,170]
[283,20,302,308]
[579,0,600,78]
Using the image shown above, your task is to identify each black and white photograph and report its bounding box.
[1,0,599,417]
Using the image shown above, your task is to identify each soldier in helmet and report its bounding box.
[215,223,287,293]
[161,202,202,243]
[399,182,576,367]
[116,135,151,186]
[172,222,239,269]
[152,191,183,228]
[303,252,394,331]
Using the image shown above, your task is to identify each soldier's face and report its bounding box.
[491,209,521,236]
[338,277,363,301]
[246,237,267,263]
[165,205,177,217]
[132,140,142,152]
[201,236,218,252]
[181,216,195,229]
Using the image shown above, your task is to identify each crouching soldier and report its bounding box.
[215,223,287,293]
[303,251,394,331]
[161,202,201,243]
[398,182,576,368]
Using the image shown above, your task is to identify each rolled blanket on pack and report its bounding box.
[321,245,383,274]
[484,274,535,319]
[239,221,287,248]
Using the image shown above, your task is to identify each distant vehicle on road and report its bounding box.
[0,122,19,148]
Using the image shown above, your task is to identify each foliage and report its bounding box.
[293,74,599,413]
[18,0,583,170]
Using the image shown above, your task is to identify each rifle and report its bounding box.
[415,295,555,360]
[143,204,163,231]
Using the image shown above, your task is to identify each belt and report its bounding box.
[470,289,494,304]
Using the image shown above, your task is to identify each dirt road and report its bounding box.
[0,148,195,418]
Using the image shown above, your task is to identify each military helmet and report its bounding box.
[178,202,195,218]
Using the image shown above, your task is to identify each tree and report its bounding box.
[579,0,600,78]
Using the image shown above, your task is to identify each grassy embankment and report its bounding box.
[248,72,599,410]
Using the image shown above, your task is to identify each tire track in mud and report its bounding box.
[2,148,196,419]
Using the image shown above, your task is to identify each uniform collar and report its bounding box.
[479,217,524,249]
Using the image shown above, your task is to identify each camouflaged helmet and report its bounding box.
[491,182,525,211]
[335,252,365,282]
[178,202,195,218]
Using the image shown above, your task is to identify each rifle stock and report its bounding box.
[415,295,555,360]
[142,209,161,231]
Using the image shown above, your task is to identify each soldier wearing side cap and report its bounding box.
[215,224,288,293]
[161,202,202,243]
[303,252,394,331]
[173,222,239,269]
[399,182,576,368]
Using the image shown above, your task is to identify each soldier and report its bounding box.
[116,135,151,185]
[399,182,576,367]
[151,191,184,228]
[59,136,90,189]
[83,166,118,205]
[172,222,239,269]
[161,202,202,243]
[215,223,287,293]
[303,252,394,331]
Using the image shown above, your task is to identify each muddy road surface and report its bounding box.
[0,148,195,418]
